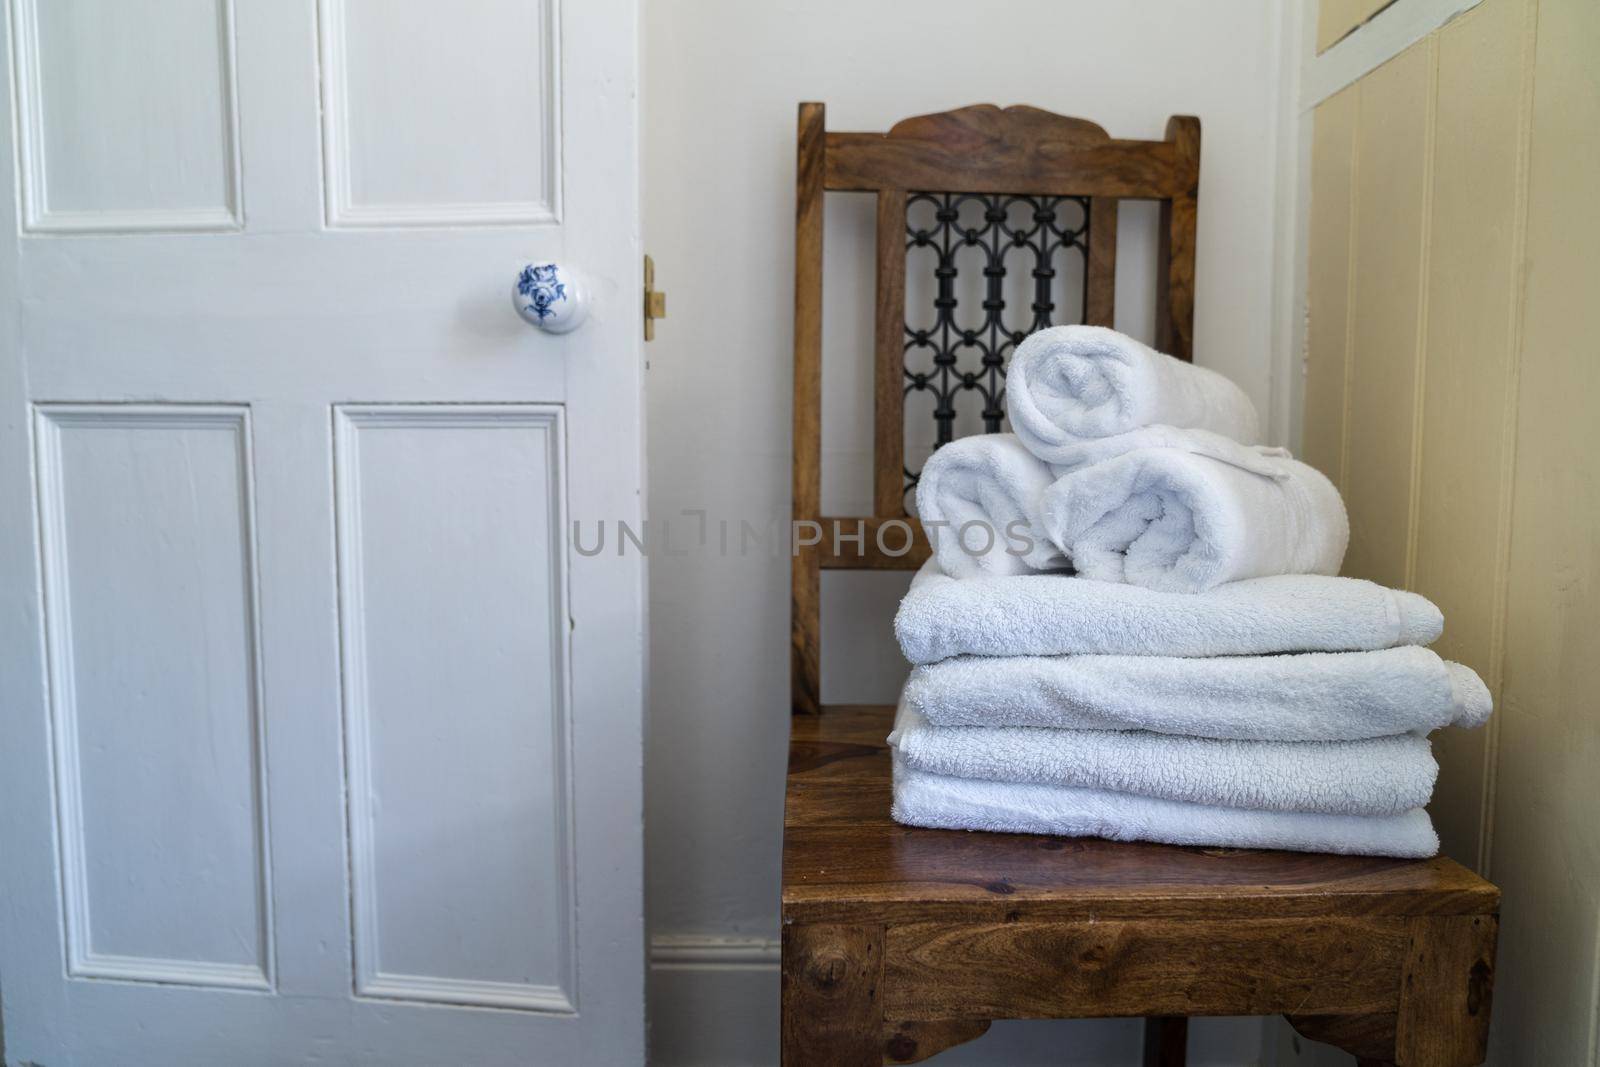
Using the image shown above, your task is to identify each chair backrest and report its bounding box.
[790,103,1200,714]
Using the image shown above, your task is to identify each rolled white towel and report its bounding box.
[1039,442,1349,593]
[892,757,1439,858]
[914,433,1066,578]
[1042,423,1292,475]
[1005,324,1258,458]
[889,702,1436,817]
[905,647,1492,739]
[895,558,1443,664]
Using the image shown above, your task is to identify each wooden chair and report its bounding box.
[784,102,1500,1066]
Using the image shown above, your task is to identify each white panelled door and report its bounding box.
[0,1,644,1064]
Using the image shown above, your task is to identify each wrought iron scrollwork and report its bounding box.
[902,192,1090,503]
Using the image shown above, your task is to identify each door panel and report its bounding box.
[334,405,575,1013]
[34,406,270,990]
[12,0,242,232]
[319,0,560,227]
[0,0,643,1062]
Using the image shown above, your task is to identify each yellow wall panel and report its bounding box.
[1486,0,1600,1059]
[1302,0,1600,1056]
[1413,0,1531,867]
[1317,0,1397,53]
[1303,87,1358,488]
[1342,40,1432,590]
[1317,0,1365,52]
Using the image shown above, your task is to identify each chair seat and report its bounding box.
[783,704,1498,927]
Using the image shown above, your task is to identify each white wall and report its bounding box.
[643,2,1295,1062]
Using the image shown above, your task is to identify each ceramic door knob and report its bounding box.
[513,262,589,333]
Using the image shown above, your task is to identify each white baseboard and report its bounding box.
[649,935,780,1066]
[645,934,1269,1067]
[650,934,780,971]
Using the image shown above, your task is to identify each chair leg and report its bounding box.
[781,924,884,1067]
[1142,1016,1187,1067]
[1390,915,1496,1066]
[1289,915,1496,1066]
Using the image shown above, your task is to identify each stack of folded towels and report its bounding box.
[889,325,1492,858]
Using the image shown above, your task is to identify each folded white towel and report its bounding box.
[892,757,1439,858]
[1005,325,1259,458]
[1039,442,1349,593]
[889,702,1436,816]
[906,647,1492,740]
[914,433,1066,578]
[895,559,1443,664]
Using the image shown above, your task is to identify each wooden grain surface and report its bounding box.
[1154,115,1200,361]
[882,917,1410,1019]
[1085,195,1119,328]
[824,105,1196,199]
[790,102,825,716]
[1393,914,1497,1066]
[881,1019,990,1064]
[872,188,908,519]
[781,923,883,1066]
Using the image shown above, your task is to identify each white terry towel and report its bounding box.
[905,646,1492,740]
[1004,325,1259,458]
[889,702,1437,816]
[1040,423,1291,475]
[892,758,1440,858]
[895,559,1443,665]
[1039,441,1349,594]
[914,433,1066,578]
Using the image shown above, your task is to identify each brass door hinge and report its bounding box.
[644,254,666,341]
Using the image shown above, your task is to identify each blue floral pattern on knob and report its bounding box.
[516,263,567,323]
